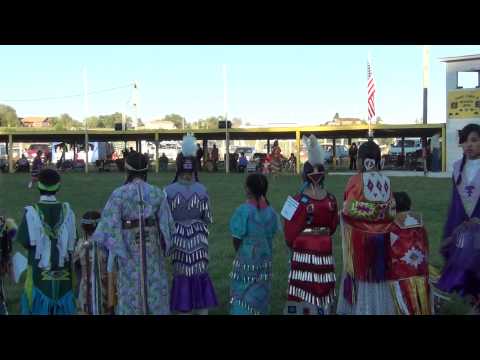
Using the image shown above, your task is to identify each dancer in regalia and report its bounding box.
[436,123,480,313]
[269,140,284,178]
[74,211,115,315]
[164,134,218,314]
[283,135,339,315]
[17,169,78,315]
[93,151,175,315]
[336,139,397,315]
[0,214,17,315]
[229,173,280,315]
[387,192,431,315]
[28,150,44,189]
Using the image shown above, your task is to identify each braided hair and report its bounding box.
[246,173,269,209]
[456,123,480,185]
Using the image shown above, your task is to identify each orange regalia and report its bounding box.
[337,171,397,314]
[284,193,339,314]
[386,211,431,315]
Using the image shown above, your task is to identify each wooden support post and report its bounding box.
[155,132,159,173]
[332,138,337,170]
[85,133,89,174]
[267,139,271,154]
[295,130,301,175]
[401,136,405,169]
[441,125,446,172]
[8,134,13,174]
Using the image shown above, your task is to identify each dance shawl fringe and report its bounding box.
[21,287,77,315]
[341,216,389,305]
[390,276,431,315]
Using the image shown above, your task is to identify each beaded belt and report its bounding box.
[122,217,156,229]
[301,227,330,235]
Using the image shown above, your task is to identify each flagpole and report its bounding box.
[367,53,373,139]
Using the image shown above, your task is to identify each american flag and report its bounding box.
[367,58,375,122]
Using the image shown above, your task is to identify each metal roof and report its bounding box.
[0,123,445,143]
[440,54,480,63]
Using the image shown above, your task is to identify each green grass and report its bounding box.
[0,171,471,314]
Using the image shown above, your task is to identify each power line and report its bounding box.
[0,83,133,103]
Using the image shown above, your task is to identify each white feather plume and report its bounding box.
[302,134,324,166]
[181,133,197,157]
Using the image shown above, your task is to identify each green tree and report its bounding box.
[0,104,20,127]
[85,113,132,129]
[51,113,77,130]
[334,112,340,120]
[375,116,383,124]
[198,116,222,129]
[161,114,185,129]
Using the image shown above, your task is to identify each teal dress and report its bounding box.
[229,202,279,315]
[17,200,78,315]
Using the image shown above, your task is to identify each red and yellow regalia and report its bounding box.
[337,144,398,314]
[387,211,431,315]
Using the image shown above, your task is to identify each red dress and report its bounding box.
[386,212,431,315]
[284,192,339,313]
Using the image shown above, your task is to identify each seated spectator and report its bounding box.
[159,153,169,171]
[238,152,248,172]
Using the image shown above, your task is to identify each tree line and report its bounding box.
[0,103,386,131]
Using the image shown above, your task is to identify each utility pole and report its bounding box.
[223,64,229,174]
[83,67,89,174]
[132,81,139,128]
[83,67,89,131]
[422,45,430,124]
[422,46,430,176]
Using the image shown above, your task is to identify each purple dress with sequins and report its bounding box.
[164,180,218,312]
[436,159,480,299]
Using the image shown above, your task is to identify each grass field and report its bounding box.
[0,171,472,314]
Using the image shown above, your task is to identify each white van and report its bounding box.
[389,139,422,156]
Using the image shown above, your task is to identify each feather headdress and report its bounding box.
[181,133,197,157]
[302,134,324,166]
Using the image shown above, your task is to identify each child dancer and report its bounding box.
[387,192,431,315]
[74,211,115,315]
[229,173,280,315]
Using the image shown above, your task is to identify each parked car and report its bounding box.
[322,145,349,163]
[389,139,422,156]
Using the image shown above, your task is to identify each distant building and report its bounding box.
[143,118,177,130]
[20,116,51,128]
[324,116,367,126]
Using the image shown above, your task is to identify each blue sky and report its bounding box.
[1,45,479,126]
